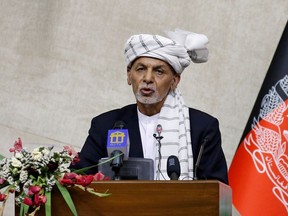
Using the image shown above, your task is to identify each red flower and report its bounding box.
[34,194,47,206]
[75,175,94,187]
[0,192,7,201]
[63,172,77,179]
[64,146,80,165]
[9,138,23,153]
[63,146,77,156]
[60,172,109,188]
[59,178,74,186]
[94,171,107,181]
[71,154,80,165]
[28,186,42,195]
[23,197,34,206]
[23,194,46,207]
[59,172,78,186]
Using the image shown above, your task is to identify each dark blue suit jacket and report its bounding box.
[71,104,228,184]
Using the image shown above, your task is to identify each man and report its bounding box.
[71,29,228,184]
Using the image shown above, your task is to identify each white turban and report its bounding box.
[124,29,209,74]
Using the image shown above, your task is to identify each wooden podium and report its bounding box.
[16,180,232,216]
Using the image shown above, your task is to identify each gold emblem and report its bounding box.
[110,131,125,144]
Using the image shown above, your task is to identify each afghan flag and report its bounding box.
[229,21,288,215]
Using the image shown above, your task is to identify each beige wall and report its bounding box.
[0,1,287,215]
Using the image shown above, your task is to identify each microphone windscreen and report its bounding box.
[113,120,126,129]
[107,129,129,160]
[156,124,162,134]
[167,155,181,180]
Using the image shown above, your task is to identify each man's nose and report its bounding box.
[143,70,153,83]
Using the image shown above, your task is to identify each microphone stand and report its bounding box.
[110,150,124,180]
[153,132,164,180]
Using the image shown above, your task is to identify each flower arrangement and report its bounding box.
[0,138,110,216]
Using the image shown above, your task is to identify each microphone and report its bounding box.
[107,121,129,180]
[193,136,209,180]
[167,155,181,180]
[113,120,125,129]
[153,124,163,142]
[156,124,162,135]
[153,124,164,180]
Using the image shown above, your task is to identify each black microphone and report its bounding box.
[107,121,129,180]
[167,155,181,180]
[113,120,125,129]
[193,136,209,180]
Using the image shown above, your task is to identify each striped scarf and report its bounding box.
[156,88,193,180]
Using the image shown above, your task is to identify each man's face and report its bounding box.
[127,57,180,110]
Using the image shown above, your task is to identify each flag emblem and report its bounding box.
[244,75,288,211]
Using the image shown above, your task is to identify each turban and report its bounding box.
[124,29,209,74]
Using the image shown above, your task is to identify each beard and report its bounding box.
[134,84,167,105]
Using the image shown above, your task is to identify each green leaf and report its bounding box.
[20,204,24,216]
[20,203,29,216]
[55,181,78,216]
[76,185,110,197]
[0,154,5,160]
[45,191,51,216]
[72,153,123,174]
[86,187,111,197]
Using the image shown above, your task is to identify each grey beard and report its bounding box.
[135,92,163,104]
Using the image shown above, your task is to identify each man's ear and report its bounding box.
[171,74,181,90]
[127,67,132,85]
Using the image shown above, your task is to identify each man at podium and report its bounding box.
[70,29,228,184]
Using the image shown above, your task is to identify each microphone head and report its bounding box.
[107,128,129,160]
[113,120,126,129]
[167,155,181,180]
[156,124,162,134]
